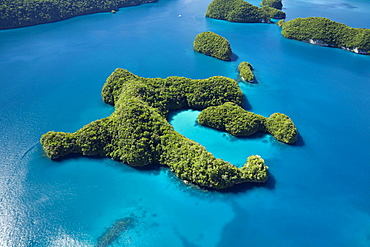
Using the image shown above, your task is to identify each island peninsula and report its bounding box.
[41,69,271,190]
[0,0,157,30]
[278,17,370,55]
[206,0,286,23]
[198,102,298,144]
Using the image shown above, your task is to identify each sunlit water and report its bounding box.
[0,0,370,246]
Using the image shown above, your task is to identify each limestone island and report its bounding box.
[197,102,298,144]
[238,61,255,83]
[261,0,283,10]
[206,0,286,23]
[0,0,157,30]
[193,31,232,61]
[41,68,269,190]
[278,17,370,55]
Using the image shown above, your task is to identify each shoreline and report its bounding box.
[0,0,158,30]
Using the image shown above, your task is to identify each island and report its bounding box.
[278,17,370,55]
[238,61,255,83]
[205,0,286,23]
[197,102,298,144]
[261,0,283,10]
[41,68,269,190]
[0,0,157,30]
[193,31,232,61]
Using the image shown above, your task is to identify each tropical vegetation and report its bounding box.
[265,112,298,144]
[193,31,232,61]
[0,0,157,29]
[205,0,286,23]
[278,17,370,55]
[261,0,283,9]
[41,69,269,189]
[238,61,254,82]
[197,102,298,144]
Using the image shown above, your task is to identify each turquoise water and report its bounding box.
[0,0,370,246]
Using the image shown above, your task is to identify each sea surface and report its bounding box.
[0,0,370,246]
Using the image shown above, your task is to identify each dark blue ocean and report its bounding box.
[0,0,370,246]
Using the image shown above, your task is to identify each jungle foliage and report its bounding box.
[193,31,232,61]
[265,113,298,144]
[261,0,283,9]
[0,0,157,29]
[41,68,269,190]
[205,0,286,23]
[197,102,298,144]
[279,17,370,54]
[238,61,254,82]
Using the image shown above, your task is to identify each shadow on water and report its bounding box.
[225,131,268,143]
[217,172,276,194]
[242,94,252,111]
[251,76,259,84]
[293,132,305,147]
[215,201,252,247]
[53,153,105,163]
[166,109,189,122]
[230,53,239,62]
[174,228,202,247]
[53,153,163,175]
[130,163,163,175]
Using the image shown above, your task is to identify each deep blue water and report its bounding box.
[0,0,370,246]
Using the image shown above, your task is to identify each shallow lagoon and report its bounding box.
[0,0,370,246]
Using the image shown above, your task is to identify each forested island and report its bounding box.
[41,69,270,190]
[238,61,255,83]
[0,0,157,30]
[278,17,370,55]
[193,31,232,61]
[206,0,285,23]
[198,102,298,144]
[261,0,283,10]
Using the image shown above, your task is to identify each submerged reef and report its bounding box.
[96,217,134,247]
[41,69,270,189]
[193,31,232,61]
[205,0,286,23]
[197,102,298,144]
[278,17,370,55]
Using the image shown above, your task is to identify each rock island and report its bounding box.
[206,0,286,23]
[278,17,370,55]
[0,0,157,30]
[41,69,270,189]
[193,31,233,61]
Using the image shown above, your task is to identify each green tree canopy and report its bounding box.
[279,17,370,55]
[205,0,286,23]
[0,0,157,29]
[193,31,233,61]
[41,69,270,190]
[261,0,283,9]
